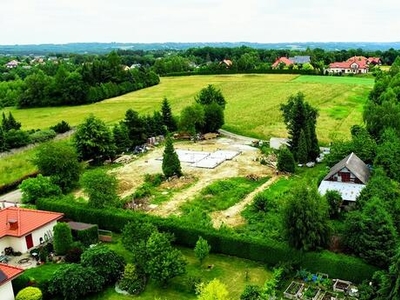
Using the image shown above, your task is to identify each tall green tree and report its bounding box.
[280,92,319,161]
[53,222,73,255]
[202,102,224,133]
[33,141,81,192]
[195,84,226,109]
[277,147,295,173]
[161,97,177,132]
[74,114,115,162]
[81,169,119,208]
[2,112,21,131]
[297,129,309,164]
[376,246,400,299]
[325,190,342,219]
[123,109,145,147]
[194,236,211,266]
[145,231,186,287]
[374,128,400,181]
[179,103,205,135]
[162,136,182,178]
[283,186,330,251]
[112,123,131,153]
[0,125,6,151]
[344,197,397,268]
[19,174,62,204]
[81,246,125,284]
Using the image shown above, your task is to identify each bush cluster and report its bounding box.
[36,197,377,283]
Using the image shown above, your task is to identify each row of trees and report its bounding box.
[0,51,159,108]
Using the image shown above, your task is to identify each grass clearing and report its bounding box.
[180,177,269,214]
[88,246,271,300]
[0,148,37,186]
[1,74,372,144]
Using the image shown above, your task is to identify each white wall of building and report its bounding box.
[0,282,16,300]
[31,221,57,248]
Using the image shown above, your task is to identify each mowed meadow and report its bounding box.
[2,74,374,144]
[0,74,373,186]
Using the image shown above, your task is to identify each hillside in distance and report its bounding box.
[0,41,399,55]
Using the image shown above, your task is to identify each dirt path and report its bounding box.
[210,176,279,229]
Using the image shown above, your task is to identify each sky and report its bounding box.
[1,0,399,45]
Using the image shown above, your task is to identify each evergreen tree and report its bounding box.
[113,123,131,153]
[277,147,295,173]
[162,136,182,178]
[0,126,6,151]
[280,92,319,161]
[283,186,330,251]
[123,109,145,147]
[2,112,21,131]
[344,197,397,268]
[297,129,308,164]
[377,246,400,299]
[161,98,177,132]
[194,236,211,266]
[195,84,226,108]
[202,102,224,133]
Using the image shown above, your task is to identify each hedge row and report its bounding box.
[36,197,378,283]
[163,69,318,77]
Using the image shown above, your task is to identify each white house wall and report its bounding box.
[0,281,15,300]
[0,236,26,253]
[31,221,58,248]
[0,220,58,253]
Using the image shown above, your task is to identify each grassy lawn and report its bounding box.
[89,247,271,300]
[0,147,37,186]
[180,177,269,214]
[23,236,271,300]
[1,74,372,143]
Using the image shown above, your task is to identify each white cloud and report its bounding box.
[0,0,399,44]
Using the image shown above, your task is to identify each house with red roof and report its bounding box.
[272,57,294,69]
[0,207,63,253]
[326,56,381,74]
[0,263,24,300]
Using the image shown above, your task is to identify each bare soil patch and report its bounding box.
[110,136,275,218]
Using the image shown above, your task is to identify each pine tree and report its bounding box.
[0,126,6,152]
[297,129,309,164]
[161,98,177,132]
[113,123,131,153]
[6,112,21,131]
[162,136,182,178]
[277,147,295,173]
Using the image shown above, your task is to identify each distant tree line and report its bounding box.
[0,51,159,108]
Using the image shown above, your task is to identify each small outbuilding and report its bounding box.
[0,263,24,300]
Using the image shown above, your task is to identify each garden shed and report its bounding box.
[67,221,99,246]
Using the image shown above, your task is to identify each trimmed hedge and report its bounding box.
[36,197,378,283]
[74,224,99,247]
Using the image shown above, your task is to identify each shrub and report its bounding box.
[53,222,73,255]
[36,197,378,283]
[29,129,56,143]
[75,224,99,247]
[65,244,83,263]
[118,263,146,295]
[48,264,104,300]
[50,120,71,134]
[12,274,31,295]
[81,246,125,284]
[19,175,62,204]
[277,147,295,173]
[5,129,31,148]
[16,286,42,300]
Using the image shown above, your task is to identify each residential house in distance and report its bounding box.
[272,56,311,69]
[0,207,63,253]
[326,56,381,74]
[318,152,370,206]
[219,59,233,68]
[5,60,19,68]
[0,263,24,300]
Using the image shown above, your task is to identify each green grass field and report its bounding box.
[1,74,373,144]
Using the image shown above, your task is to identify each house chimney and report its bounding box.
[8,219,18,230]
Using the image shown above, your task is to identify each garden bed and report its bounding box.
[284,281,305,299]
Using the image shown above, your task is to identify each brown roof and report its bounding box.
[0,207,63,238]
[68,221,97,231]
[0,263,23,285]
[323,152,370,184]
